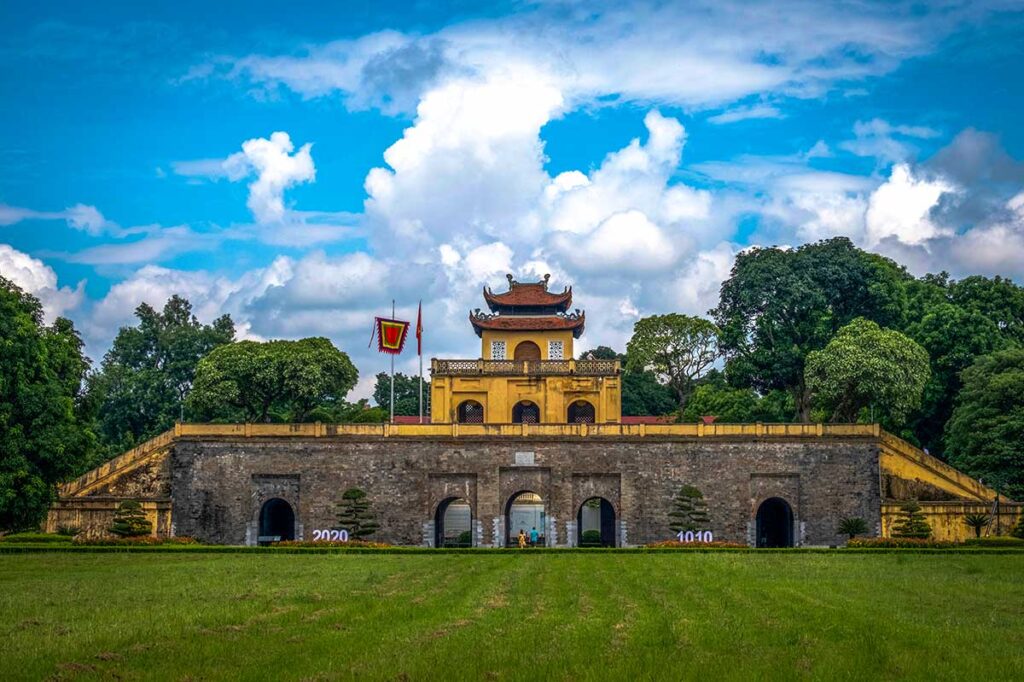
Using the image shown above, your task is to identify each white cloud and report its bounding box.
[223,131,316,223]
[0,244,84,321]
[0,203,114,235]
[865,163,954,246]
[840,118,941,163]
[707,104,784,125]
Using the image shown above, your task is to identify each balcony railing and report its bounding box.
[432,358,620,377]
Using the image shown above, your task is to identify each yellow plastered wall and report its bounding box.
[481,330,575,360]
[881,502,1022,542]
[430,373,621,424]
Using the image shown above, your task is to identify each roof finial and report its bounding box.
[543,273,550,288]
[506,273,514,288]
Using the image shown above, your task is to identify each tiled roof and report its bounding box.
[483,274,572,311]
[469,311,586,337]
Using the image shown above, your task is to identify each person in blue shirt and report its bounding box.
[529,526,539,546]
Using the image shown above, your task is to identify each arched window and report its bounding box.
[456,400,484,423]
[514,341,541,361]
[568,400,595,424]
[756,497,794,548]
[512,401,540,424]
[258,498,295,544]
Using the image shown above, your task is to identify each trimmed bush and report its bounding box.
[891,501,931,539]
[0,532,73,544]
[848,537,954,549]
[646,540,747,549]
[669,485,710,534]
[1012,515,1024,540]
[72,535,197,546]
[110,500,152,537]
[580,529,602,547]
[962,536,1024,547]
[335,488,380,539]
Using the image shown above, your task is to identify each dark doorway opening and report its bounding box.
[577,497,616,547]
[568,400,595,423]
[505,491,546,547]
[435,497,473,547]
[756,497,794,548]
[258,498,295,544]
[456,400,484,423]
[512,401,540,423]
[514,341,541,361]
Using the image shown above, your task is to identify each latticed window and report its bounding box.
[547,340,564,360]
[457,400,484,423]
[490,340,506,360]
[512,401,540,424]
[568,400,595,423]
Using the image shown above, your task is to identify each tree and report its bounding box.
[0,277,96,531]
[963,513,991,539]
[838,517,868,540]
[334,488,379,539]
[373,372,430,416]
[1012,515,1024,540]
[582,347,676,417]
[668,485,709,533]
[713,238,910,419]
[891,501,931,539]
[805,318,930,424]
[626,314,719,412]
[945,348,1024,499]
[306,399,388,424]
[89,296,234,454]
[109,500,152,537]
[188,338,358,423]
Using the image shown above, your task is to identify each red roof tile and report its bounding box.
[484,274,572,311]
[469,311,585,337]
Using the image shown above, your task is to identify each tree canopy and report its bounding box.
[0,277,95,530]
[188,338,358,423]
[805,318,930,424]
[625,314,719,412]
[373,372,430,416]
[945,348,1024,499]
[582,346,676,417]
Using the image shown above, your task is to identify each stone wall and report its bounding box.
[170,436,882,547]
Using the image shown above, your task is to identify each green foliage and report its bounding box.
[945,348,1024,499]
[580,529,602,547]
[109,500,152,537]
[1013,515,1024,540]
[56,525,82,536]
[0,277,96,531]
[582,347,676,417]
[805,318,930,424]
[373,372,430,416]
[335,488,379,539]
[306,399,388,424]
[88,296,234,456]
[626,314,719,411]
[188,338,358,423]
[713,237,911,419]
[963,513,991,538]
[681,374,795,423]
[838,517,869,540]
[962,536,1024,547]
[891,501,931,539]
[668,485,709,533]
[0,532,73,543]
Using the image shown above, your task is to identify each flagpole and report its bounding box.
[418,300,423,424]
[390,299,395,424]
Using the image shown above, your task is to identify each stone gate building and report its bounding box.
[48,276,1021,546]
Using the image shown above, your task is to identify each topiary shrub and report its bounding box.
[838,517,868,540]
[891,501,931,539]
[456,530,472,547]
[335,488,380,539]
[669,485,709,533]
[963,513,991,538]
[580,529,602,547]
[1012,514,1024,540]
[109,500,152,537]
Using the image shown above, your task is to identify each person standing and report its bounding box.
[529,526,539,547]
[518,529,527,549]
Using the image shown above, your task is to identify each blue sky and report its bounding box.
[2,1,1024,397]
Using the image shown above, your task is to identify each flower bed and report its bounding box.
[645,540,747,549]
[71,535,199,546]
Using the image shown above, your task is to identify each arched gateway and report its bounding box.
[506,491,546,547]
[258,498,295,543]
[756,497,794,548]
[577,497,616,547]
[435,497,473,547]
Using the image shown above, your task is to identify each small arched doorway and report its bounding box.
[568,400,595,424]
[435,497,473,547]
[578,497,616,547]
[258,498,295,544]
[514,341,541,361]
[456,400,484,423]
[756,497,794,548]
[506,491,546,547]
[512,400,540,424]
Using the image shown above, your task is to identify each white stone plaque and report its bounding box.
[514,451,535,466]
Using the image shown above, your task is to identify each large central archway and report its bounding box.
[506,491,546,547]
[577,497,616,547]
[435,497,473,547]
[756,497,794,548]
[258,498,295,544]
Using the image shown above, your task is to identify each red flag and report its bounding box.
[374,317,409,354]
[416,301,423,356]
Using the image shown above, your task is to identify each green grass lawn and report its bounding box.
[1,553,1022,681]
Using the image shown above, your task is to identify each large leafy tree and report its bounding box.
[188,338,358,422]
[712,237,910,419]
[89,296,234,453]
[582,346,676,417]
[373,372,430,416]
[625,314,719,412]
[0,278,95,530]
[945,348,1024,499]
[805,318,930,424]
